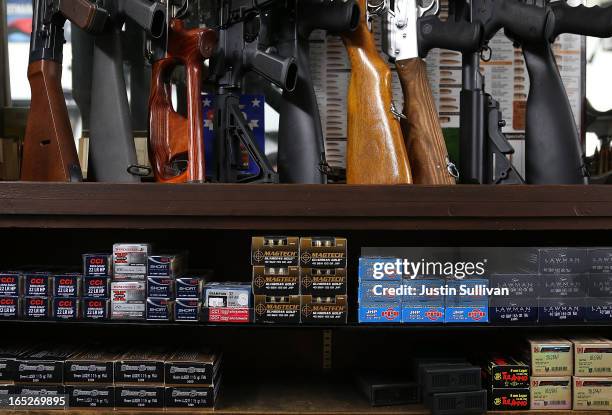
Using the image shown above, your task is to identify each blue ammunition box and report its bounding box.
[585,298,612,321]
[538,298,585,323]
[175,277,202,299]
[52,274,80,297]
[401,279,446,305]
[175,299,200,321]
[23,296,50,320]
[401,304,445,323]
[146,298,173,321]
[589,248,612,274]
[445,279,489,306]
[147,276,174,298]
[358,257,402,281]
[538,248,588,274]
[358,303,401,323]
[0,272,20,297]
[24,273,50,297]
[489,298,538,323]
[358,281,402,303]
[147,254,185,277]
[444,304,489,323]
[81,298,109,320]
[489,274,538,298]
[82,254,112,277]
[53,297,78,320]
[538,274,588,298]
[588,274,612,297]
[83,276,110,298]
[0,296,19,319]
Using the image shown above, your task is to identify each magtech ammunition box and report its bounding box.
[147,276,174,298]
[538,248,588,274]
[252,266,300,296]
[147,253,185,277]
[82,276,109,298]
[114,385,164,408]
[300,268,346,297]
[489,388,530,411]
[489,297,538,323]
[301,295,347,324]
[17,346,77,384]
[0,272,21,296]
[0,296,20,319]
[23,297,50,320]
[203,282,252,308]
[572,338,612,377]
[113,349,168,384]
[488,274,538,297]
[175,277,203,299]
[358,304,401,324]
[428,389,487,415]
[589,274,612,297]
[528,338,573,376]
[538,298,585,323]
[355,371,419,406]
[299,237,347,269]
[81,298,109,320]
[164,385,218,408]
[538,274,588,297]
[52,297,79,320]
[164,349,221,386]
[110,281,145,320]
[112,243,151,280]
[358,257,402,281]
[585,298,612,321]
[65,350,119,384]
[485,357,529,389]
[254,295,300,323]
[421,365,481,395]
[52,274,80,297]
[530,377,571,410]
[588,248,612,274]
[251,236,299,267]
[67,385,114,408]
[146,298,173,321]
[82,254,112,277]
[175,299,200,321]
[573,377,612,410]
[24,273,50,297]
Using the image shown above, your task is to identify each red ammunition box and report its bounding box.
[485,356,529,389]
[299,237,347,269]
[300,295,347,324]
[489,388,530,411]
[251,236,299,266]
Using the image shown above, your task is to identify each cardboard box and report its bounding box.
[573,376,612,410]
[114,385,164,408]
[164,349,221,386]
[251,236,299,267]
[65,350,120,384]
[588,248,612,274]
[538,298,585,323]
[52,274,81,297]
[201,307,252,323]
[530,376,571,410]
[428,389,487,414]
[589,274,612,297]
[488,274,538,297]
[485,356,529,389]
[538,274,588,297]
[66,385,114,408]
[0,272,21,297]
[299,237,347,268]
[81,298,109,320]
[359,280,403,304]
[254,295,300,323]
[401,279,447,305]
[23,297,50,320]
[358,257,402,281]
[572,338,612,377]
[358,304,401,324]
[112,243,151,280]
[355,371,419,406]
[0,345,31,381]
[175,276,203,299]
[300,295,347,324]
[489,388,530,411]
[203,282,252,308]
[82,254,112,277]
[538,248,588,274]
[445,279,489,306]
[528,338,573,376]
[489,297,538,323]
[175,299,200,321]
[0,296,20,319]
[110,281,145,320]
[401,304,445,323]
[82,276,110,298]
[52,297,79,320]
[300,267,346,297]
[113,349,168,384]
[421,364,481,394]
[23,273,50,297]
[444,304,489,323]
[147,253,186,277]
[585,298,612,321]
[252,266,299,296]
[17,346,78,384]
[146,298,173,321]
[14,384,65,396]
[147,276,174,298]
[164,385,218,408]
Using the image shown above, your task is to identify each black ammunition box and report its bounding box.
[114,385,164,408]
[82,254,112,276]
[254,295,301,323]
[147,276,174,298]
[538,274,588,297]
[538,248,588,274]
[588,248,612,274]
[355,371,420,406]
[17,347,77,384]
[0,384,14,396]
[82,276,109,299]
[485,357,529,389]
[252,266,300,296]
[147,253,185,277]
[0,296,20,319]
[585,298,612,321]
[489,297,538,323]
[0,272,21,296]
[65,350,119,384]
[422,365,481,395]
[427,389,487,415]
[299,237,347,268]
[66,385,114,408]
[0,345,31,381]
[146,298,173,321]
[489,388,530,411]
[251,236,299,266]
[538,298,585,323]
[23,297,50,320]
[300,268,347,297]
[14,384,65,396]
[300,295,348,324]
[488,274,538,297]
[164,349,221,386]
[81,298,109,320]
[52,297,79,320]
[24,274,50,297]
[175,277,202,299]
[113,349,168,384]
[52,274,80,297]
[175,299,200,321]
[589,274,612,297]
[412,359,469,384]
[164,385,218,408]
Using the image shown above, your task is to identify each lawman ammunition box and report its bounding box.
[538,248,588,274]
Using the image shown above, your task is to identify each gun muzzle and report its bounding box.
[250,49,298,92]
[122,0,165,39]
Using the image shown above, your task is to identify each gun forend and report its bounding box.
[248,49,298,92]
[59,0,108,34]
[299,0,360,33]
[418,15,482,57]
[549,2,612,39]
[480,0,549,42]
[121,0,165,39]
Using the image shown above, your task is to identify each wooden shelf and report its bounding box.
[1,183,612,230]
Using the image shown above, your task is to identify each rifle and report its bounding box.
[87,0,165,182]
[22,0,108,182]
[258,0,360,184]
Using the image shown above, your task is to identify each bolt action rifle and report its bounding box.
[22,0,108,182]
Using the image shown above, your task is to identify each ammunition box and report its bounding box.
[251,236,299,267]
[14,384,65,395]
[489,388,529,411]
[530,376,571,410]
[358,257,402,281]
[0,384,14,396]
[147,276,174,298]
[24,273,50,297]
[528,338,573,376]
[538,274,588,297]
[299,237,347,268]
[146,298,173,321]
[0,345,31,381]
[113,349,168,384]
[485,357,529,389]
[488,274,538,297]
[112,243,151,280]
[538,298,585,323]
[67,385,114,408]
[201,307,252,323]
[355,371,419,406]
[65,350,119,384]
[427,389,487,414]
[489,297,538,323]
[0,272,21,296]
[572,338,612,377]
[164,349,221,386]
[147,253,185,277]
[413,360,469,385]
[538,248,588,274]
[203,282,252,308]
[445,279,489,305]
[444,304,488,323]
[300,295,347,324]
[588,248,612,274]
[164,385,218,408]
[52,274,81,297]
[358,303,401,323]
[110,281,145,320]
[81,298,109,320]
[114,385,164,408]
[585,298,612,321]
[82,253,112,277]
[17,347,77,384]
[174,299,200,321]
[401,279,446,305]
[0,296,20,319]
[300,268,346,297]
[573,376,612,410]
[23,297,50,320]
[82,276,110,298]
[52,297,79,320]
[175,277,203,299]
[401,304,445,323]
[421,365,481,395]
[254,295,301,323]
[252,266,299,296]
[589,274,612,297]
[359,281,402,303]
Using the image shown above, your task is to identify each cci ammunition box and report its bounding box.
[65,350,120,384]
[114,349,168,384]
[67,385,114,408]
[146,298,173,321]
[53,297,79,320]
[202,307,252,323]
[0,345,31,381]
[427,390,487,415]
[112,243,151,280]
[588,248,612,274]
[251,236,299,266]
[14,384,65,396]
[252,266,299,296]
[0,272,21,296]
[81,298,109,320]
[17,346,77,384]
[82,276,110,298]
[82,254,112,276]
[147,253,185,277]
[254,295,300,323]
[359,281,402,304]
[164,385,218,408]
[358,304,401,323]
[358,257,402,281]
[355,371,419,406]
[527,338,573,376]
[573,377,612,410]
[147,276,174,298]
[572,338,612,376]
[175,299,200,321]
[23,297,50,320]
[110,281,145,320]
[489,388,529,411]
[421,365,481,395]
[586,298,612,321]
[485,356,529,389]
[402,304,445,323]
[175,276,203,299]
[538,274,588,297]
[0,296,20,319]
[52,274,81,297]
[530,377,571,410]
[299,237,347,268]
[538,248,588,274]
[164,349,221,386]
[489,298,538,323]
[114,385,164,408]
[301,267,347,297]
[538,298,585,323]
[488,274,538,297]
[203,282,252,308]
[301,295,347,324]
[589,274,612,297]
[24,273,50,297]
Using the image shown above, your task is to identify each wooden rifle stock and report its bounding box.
[148,19,216,183]
[396,58,455,184]
[341,0,412,185]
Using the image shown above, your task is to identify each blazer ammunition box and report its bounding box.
[112,243,151,280]
[146,298,173,321]
[52,274,80,297]
[358,304,401,323]
[538,248,588,274]
[489,297,538,323]
[14,384,65,396]
[0,384,14,396]
[23,297,50,320]
[402,304,445,323]
[202,307,252,323]
[421,365,481,395]
[538,298,585,323]
[359,281,402,304]
[538,274,588,298]
[53,297,79,320]
[300,268,347,297]
[527,338,573,376]
[0,345,31,381]
[355,371,419,406]
[65,350,120,384]
[81,298,109,320]
[586,298,612,321]
[589,274,612,297]
[489,274,538,297]
[358,257,402,281]
[114,385,164,408]
[301,295,347,324]
[252,266,299,296]
[175,299,200,321]
[572,338,612,376]
[444,304,488,323]
[428,389,487,415]
[175,277,203,299]
[0,272,21,296]
[147,276,174,298]
[573,377,612,410]
[254,295,301,323]
[110,281,145,320]
[203,282,252,308]
[147,253,186,277]
[164,385,218,408]
[0,296,20,319]
[67,385,114,408]
[485,357,529,389]
[24,273,50,297]
[17,346,77,384]
[489,388,529,411]
[530,377,571,410]
[588,248,612,274]
[83,254,112,277]
[164,349,221,386]
[82,276,110,298]
[114,349,169,384]
[299,237,347,269]
[251,236,299,266]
